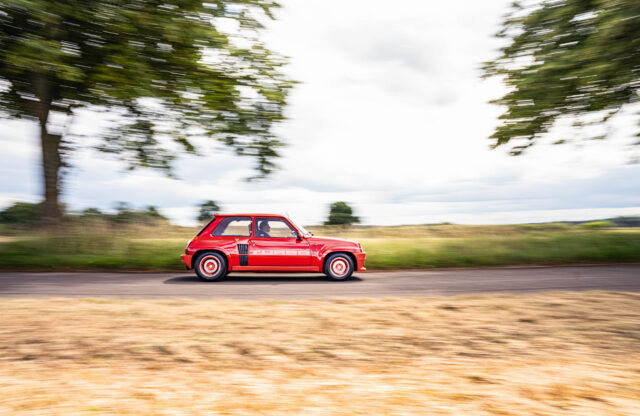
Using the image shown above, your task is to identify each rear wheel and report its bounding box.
[324,253,354,281]
[194,252,227,282]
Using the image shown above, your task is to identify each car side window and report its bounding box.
[254,218,297,238]
[211,217,251,236]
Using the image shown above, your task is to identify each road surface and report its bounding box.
[0,265,638,299]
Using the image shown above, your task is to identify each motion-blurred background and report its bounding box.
[2,2,640,415]
[0,0,639,270]
[1,0,639,227]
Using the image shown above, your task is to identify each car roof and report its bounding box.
[215,213,288,218]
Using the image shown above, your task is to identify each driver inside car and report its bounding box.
[256,220,271,237]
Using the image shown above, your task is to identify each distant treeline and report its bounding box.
[609,217,640,227]
[0,201,168,227]
[553,218,640,228]
[1,200,639,229]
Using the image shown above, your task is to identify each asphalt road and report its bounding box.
[0,265,638,299]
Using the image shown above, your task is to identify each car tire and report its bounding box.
[194,251,227,282]
[324,253,354,281]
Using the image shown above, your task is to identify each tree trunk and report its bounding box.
[40,126,62,226]
[34,73,62,227]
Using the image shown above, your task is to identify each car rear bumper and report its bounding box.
[356,252,366,271]
[181,254,193,269]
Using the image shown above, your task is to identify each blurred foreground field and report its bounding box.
[1,223,640,270]
[1,292,639,415]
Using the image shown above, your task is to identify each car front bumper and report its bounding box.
[356,252,366,271]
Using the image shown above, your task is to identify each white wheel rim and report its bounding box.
[330,258,349,277]
[200,256,220,277]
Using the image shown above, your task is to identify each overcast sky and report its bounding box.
[1,0,639,226]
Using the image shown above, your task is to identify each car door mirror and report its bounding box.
[296,232,303,241]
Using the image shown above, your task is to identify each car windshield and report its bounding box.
[289,218,312,236]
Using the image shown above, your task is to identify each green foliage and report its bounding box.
[610,216,640,227]
[197,200,221,222]
[0,202,42,225]
[0,202,172,226]
[580,220,614,228]
[110,203,168,225]
[0,0,293,180]
[483,0,640,154]
[1,227,639,271]
[325,201,360,226]
[0,234,183,270]
[81,207,103,218]
[362,231,640,269]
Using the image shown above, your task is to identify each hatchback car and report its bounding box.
[181,213,366,281]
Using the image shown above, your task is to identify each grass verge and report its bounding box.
[1,224,639,270]
[1,292,639,415]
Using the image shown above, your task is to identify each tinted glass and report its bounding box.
[212,217,251,236]
[255,218,297,238]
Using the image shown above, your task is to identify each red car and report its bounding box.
[181,213,366,281]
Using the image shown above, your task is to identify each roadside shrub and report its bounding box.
[0,202,42,226]
[580,221,614,228]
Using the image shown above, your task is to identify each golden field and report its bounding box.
[1,292,640,415]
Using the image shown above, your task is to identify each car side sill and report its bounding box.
[229,265,320,272]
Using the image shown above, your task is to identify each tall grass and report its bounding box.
[361,231,640,269]
[0,234,185,270]
[0,223,639,271]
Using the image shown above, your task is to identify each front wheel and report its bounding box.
[324,253,354,281]
[194,252,227,282]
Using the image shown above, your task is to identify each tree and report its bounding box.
[0,202,42,225]
[112,202,168,224]
[81,207,103,218]
[145,205,163,219]
[0,1,292,225]
[325,201,360,226]
[197,200,221,222]
[483,0,640,155]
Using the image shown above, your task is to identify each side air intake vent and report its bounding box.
[237,244,249,266]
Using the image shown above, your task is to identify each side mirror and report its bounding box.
[296,232,303,241]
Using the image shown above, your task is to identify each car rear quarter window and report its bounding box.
[211,217,252,236]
